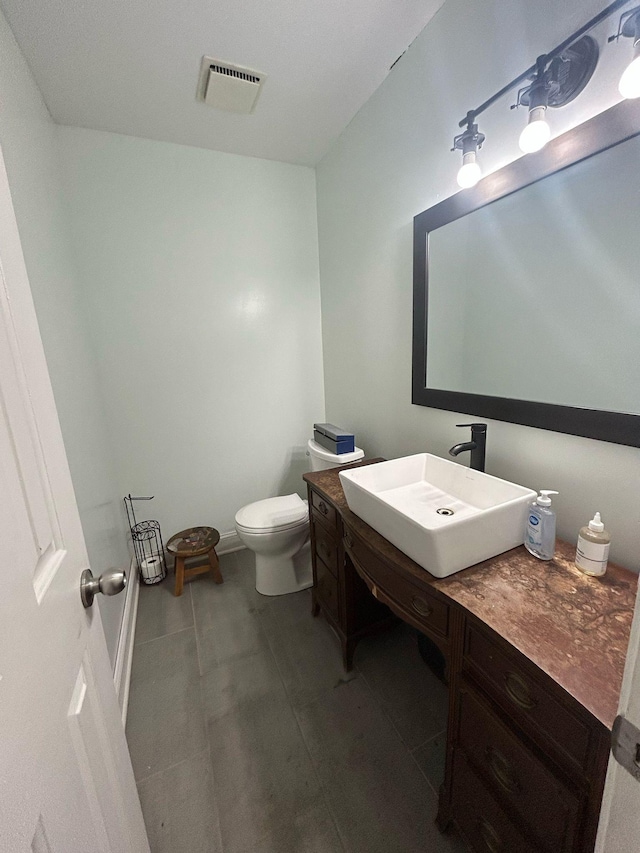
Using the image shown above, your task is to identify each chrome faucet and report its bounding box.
[449,423,487,472]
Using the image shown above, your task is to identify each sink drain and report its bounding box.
[436,507,455,516]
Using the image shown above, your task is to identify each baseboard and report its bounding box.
[113,557,139,726]
[217,530,245,555]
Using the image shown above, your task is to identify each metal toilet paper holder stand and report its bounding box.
[124,494,167,585]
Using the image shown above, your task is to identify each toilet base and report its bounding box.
[255,540,312,597]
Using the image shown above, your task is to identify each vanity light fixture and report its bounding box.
[451,0,632,186]
[609,7,640,98]
[453,112,485,188]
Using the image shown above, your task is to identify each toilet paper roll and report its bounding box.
[140,554,165,583]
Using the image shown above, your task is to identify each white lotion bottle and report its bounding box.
[575,512,610,577]
[524,490,559,561]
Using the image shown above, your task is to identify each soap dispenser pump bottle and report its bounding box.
[524,490,559,561]
[575,512,611,577]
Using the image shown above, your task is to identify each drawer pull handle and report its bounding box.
[411,596,433,618]
[504,671,537,710]
[486,747,521,795]
[344,532,353,549]
[477,817,502,853]
[318,500,329,516]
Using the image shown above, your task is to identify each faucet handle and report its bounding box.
[456,422,487,431]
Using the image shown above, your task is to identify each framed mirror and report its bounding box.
[412,98,640,448]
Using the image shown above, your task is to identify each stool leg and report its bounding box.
[174,556,185,597]
[209,548,224,585]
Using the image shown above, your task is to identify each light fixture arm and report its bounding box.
[452,111,486,188]
[452,111,485,154]
[608,5,640,44]
[527,55,550,110]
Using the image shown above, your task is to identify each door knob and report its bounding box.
[80,568,127,609]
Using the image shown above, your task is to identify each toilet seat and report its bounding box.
[235,494,308,533]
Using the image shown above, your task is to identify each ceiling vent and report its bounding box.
[196,57,266,114]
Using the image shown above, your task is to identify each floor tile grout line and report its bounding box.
[289,702,349,853]
[354,631,451,755]
[134,748,213,786]
[261,608,349,853]
[410,728,447,755]
[358,643,449,805]
[356,661,445,803]
[408,743,442,800]
[134,624,195,648]
[197,698,224,853]
[356,654,452,809]
[413,749,470,852]
[190,582,204,677]
[194,550,240,853]
[355,662,423,755]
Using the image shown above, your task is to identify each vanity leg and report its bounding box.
[342,637,356,672]
[435,802,452,834]
[311,593,320,617]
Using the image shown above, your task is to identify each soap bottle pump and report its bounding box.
[524,490,559,561]
[575,512,611,577]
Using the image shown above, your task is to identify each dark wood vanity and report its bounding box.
[304,460,637,853]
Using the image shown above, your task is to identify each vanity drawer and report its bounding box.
[458,686,579,851]
[452,751,541,853]
[464,623,591,770]
[315,554,340,622]
[345,526,449,639]
[310,490,337,530]
[312,519,339,576]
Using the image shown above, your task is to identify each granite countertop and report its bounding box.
[304,461,637,730]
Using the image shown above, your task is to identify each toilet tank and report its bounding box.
[307,438,364,471]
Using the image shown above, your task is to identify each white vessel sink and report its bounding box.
[339,454,536,578]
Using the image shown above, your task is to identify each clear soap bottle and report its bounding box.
[575,512,610,577]
[524,490,559,561]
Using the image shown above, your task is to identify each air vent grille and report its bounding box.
[196,56,266,114]
[209,64,261,85]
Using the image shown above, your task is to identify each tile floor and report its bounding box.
[126,549,468,853]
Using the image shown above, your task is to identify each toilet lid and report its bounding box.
[307,438,364,464]
[235,494,308,532]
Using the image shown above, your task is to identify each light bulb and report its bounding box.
[519,106,551,153]
[457,152,482,188]
[619,54,640,99]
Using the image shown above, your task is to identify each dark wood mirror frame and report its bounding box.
[412,98,640,448]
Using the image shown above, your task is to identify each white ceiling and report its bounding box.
[1,0,445,165]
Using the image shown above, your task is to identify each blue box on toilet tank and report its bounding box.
[313,423,355,455]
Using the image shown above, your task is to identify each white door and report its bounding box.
[0,145,149,851]
[596,576,640,851]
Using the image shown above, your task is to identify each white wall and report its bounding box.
[56,127,325,541]
[316,0,640,571]
[0,8,130,665]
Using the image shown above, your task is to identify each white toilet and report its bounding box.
[234,438,364,596]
